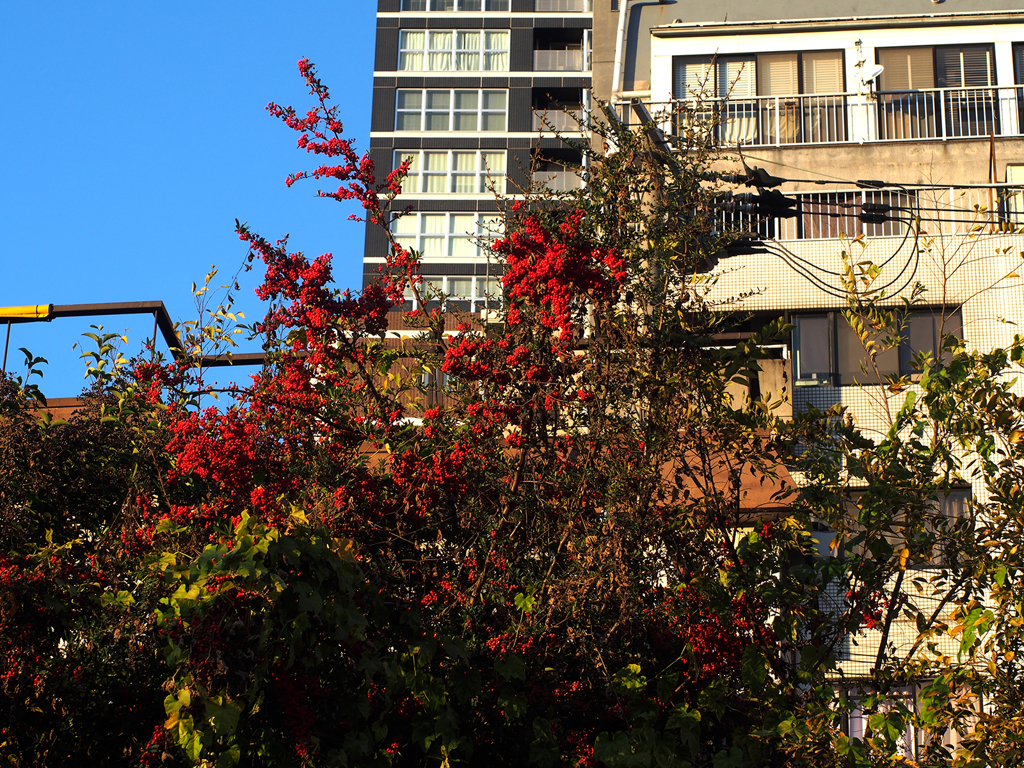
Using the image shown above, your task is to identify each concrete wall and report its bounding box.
[708,138,1024,190]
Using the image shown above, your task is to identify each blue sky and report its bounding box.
[0,1,377,397]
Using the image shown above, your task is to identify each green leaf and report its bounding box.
[741,645,767,689]
[712,747,744,768]
[611,663,647,694]
[205,697,242,737]
[494,654,526,682]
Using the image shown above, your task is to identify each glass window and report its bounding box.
[425,91,451,130]
[396,90,507,132]
[481,90,507,131]
[456,32,480,70]
[794,315,831,384]
[483,32,509,71]
[396,151,419,194]
[396,91,423,131]
[399,29,508,72]
[837,320,897,386]
[448,277,473,298]
[393,150,508,195]
[391,213,502,262]
[401,0,508,11]
[427,32,453,71]
[454,91,479,130]
[794,310,963,386]
[398,31,426,71]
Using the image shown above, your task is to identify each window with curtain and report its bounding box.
[395,150,507,194]
[391,213,502,259]
[399,30,509,71]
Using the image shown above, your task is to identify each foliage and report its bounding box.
[3,59,1024,768]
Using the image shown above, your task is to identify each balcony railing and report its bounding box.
[877,86,1003,140]
[533,109,585,132]
[533,49,585,72]
[532,170,584,192]
[536,0,587,10]
[660,85,1022,147]
[715,186,1014,242]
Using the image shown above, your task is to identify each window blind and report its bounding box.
[936,46,994,88]
[878,48,934,91]
[802,51,843,94]
[757,54,798,96]
[674,58,714,99]
[718,58,755,98]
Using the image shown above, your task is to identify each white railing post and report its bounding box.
[938,88,947,139]
[999,85,1018,137]
[774,96,780,147]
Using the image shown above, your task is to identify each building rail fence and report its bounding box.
[626,85,1024,147]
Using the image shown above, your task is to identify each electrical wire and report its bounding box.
[727,154,1024,192]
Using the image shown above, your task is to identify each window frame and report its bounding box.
[402,274,503,312]
[398,29,509,72]
[672,49,846,100]
[395,89,508,132]
[400,0,510,11]
[395,150,507,195]
[391,212,503,261]
[792,308,962,387]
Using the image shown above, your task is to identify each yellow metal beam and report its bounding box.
[0,305,52,320]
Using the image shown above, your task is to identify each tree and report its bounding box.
[2,59,1024,768]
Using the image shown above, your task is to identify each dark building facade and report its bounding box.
[365,0,593,310]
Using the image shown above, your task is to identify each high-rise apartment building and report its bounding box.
[365,0,593,312]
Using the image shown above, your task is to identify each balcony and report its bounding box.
[533,49,585,72]
[663,85,1022,147]
[536,0,587,10]
[532,109,584,132]
[877,86,1002,140]
[532,169,584,192]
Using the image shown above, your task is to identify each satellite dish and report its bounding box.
[862,63,884,85]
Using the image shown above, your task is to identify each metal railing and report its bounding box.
[663,85,1022,147]
[532,170,584,191]
[876,86,1005,140]
[678,94,847,146]
[533,49,585,72]
[536,0,587,10]
[716,187,1019,242]
[533,109,585,132]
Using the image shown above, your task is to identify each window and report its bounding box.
[673,51,845,145]
[396,89,507,132]
[398,30,509,71]
[404,275,503,312]
[877,45,997,139]
[392,213,503,259]
[401,0,510,10]
[793,310,962,386]
[396,150,507,195]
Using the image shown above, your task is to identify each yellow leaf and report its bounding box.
[1009,430,1023,444]
[164,711,179,730]
[899,547,910,571]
